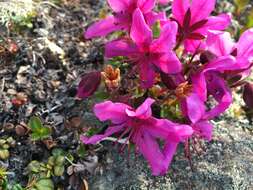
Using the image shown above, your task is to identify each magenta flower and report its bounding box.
[159,0,170,5]
[81,98,193,175]
[85,0,166,39]
[179,57,235,140]
[206,29,253,77]
[171,0,231,52]
[105,9,182,88]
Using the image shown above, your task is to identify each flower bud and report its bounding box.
[243,83,253,108]
[77,71,101,99]
[200,51,217,64]
[160,73,184,90]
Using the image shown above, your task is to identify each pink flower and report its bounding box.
[85,0,165,39]
[159,0,170,5]
[171,0,231,52]
[206,29,253,78]
[81,98,193,175]
[179,57,235,140]
[105,9,182,88]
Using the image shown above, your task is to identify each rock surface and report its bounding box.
[89,116,253,190]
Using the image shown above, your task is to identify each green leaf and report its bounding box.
[52,148,64,157]
[246,8,253,28]
[77,144,86,158]
[11,184,24,190]
[28,116,51,141]
[29,116,43,131]
[35,178,54,190]
[234,0,249,12]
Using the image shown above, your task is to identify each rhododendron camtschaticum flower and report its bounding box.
[81,98,193,175]
[171,0,231,52]
[206,29,253,77]
[105,9,181,88]
[85,0,165,39]
[80,0,253,177]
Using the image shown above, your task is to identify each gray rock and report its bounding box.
[89,116,253,190]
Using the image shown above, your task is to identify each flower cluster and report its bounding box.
[79,0,253,175]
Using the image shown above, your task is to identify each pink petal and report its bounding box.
[145,118,193,141]
[204,14,231,31]
[237,28,253,59]
[163,142,178,171]
[204,73,232,119]
[135,131,166,176]
[184,93,205,124]
[204,56,237,72]
[85,16,122,39]
[138,60,156,88]
[191,72,207,102]
[80,124,125,144]
[125,98,154,119]
[159,0,170,5]
[105,39,138,58]
[107,0,129,12]
[130,8,152,47]
[190,0,215,24]
[154,51,182,74]
[93,101,130,124]
[206,30,234,56]
[172,0,190,25]
[145,11,167,26]
[193,121,213,141]
[150,21,178,53]
[135,98,155,119]
[137,0,156,13]
[184,39,204,53]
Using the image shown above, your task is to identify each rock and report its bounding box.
[88,116,253,190]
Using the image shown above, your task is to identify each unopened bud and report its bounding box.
[243,83,253,108]
[77,71,101,99]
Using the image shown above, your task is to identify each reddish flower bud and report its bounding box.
[77,71,101,99]
[243,83,253,108]
[160,73,184,90]
[200,51,217,64]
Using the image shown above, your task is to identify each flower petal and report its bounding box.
[190,0,215,24]
[204,73,232,119]
[130,8,152,47]
[204,14,231,31]
[93,101,130,124]
[85,16,122,39]
[204,56,237,72]
[163,142,178,171]
[154,51,182,74]
[137,0,156,13]
[236,28,253,59]
[135,131,166,176]
[105,39,138,58]
[183,93,205,123]
[81,124,125,144]
[145,11,167,26]
[150,21,178,53]
[172,0,190,25]
[138,60,156,88]
[145,118,193,141]
[206,30,234,56]
[107,0,129,12]
[193,121,213,141]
